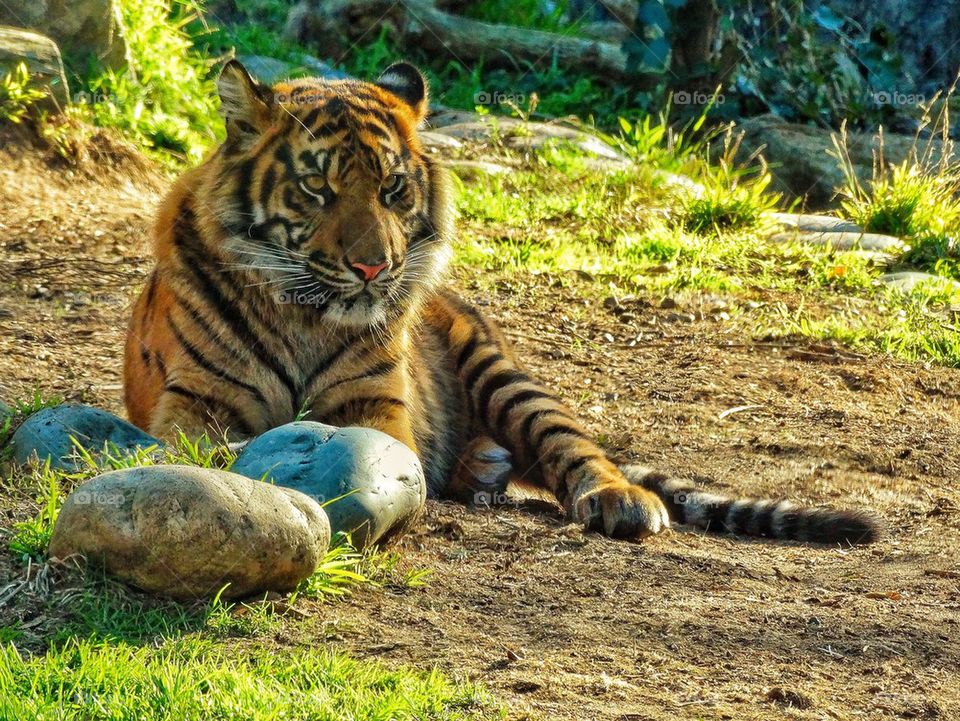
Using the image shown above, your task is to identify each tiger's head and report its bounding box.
[205,60,453,328]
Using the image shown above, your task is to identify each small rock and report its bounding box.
[48,466,330,600]
[767,212,862,234]
[659,297,679,309]
[880,271,960,293]
[770,230,906,252]
[418,131,464,151]
[664,312,696,324]
[10,403,161,471]
[232,421,426,548]
[445,159,511,180]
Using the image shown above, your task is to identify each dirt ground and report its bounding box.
[1,130,958,720]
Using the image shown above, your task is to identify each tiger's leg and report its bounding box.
[447,436,515,505]
[311,365,419,453]
[436,295,669,539]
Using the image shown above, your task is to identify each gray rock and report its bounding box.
[0,28,69,109]
[10,403,161,471]
[426,112,628,163]
[48,466,330,600]
[879,271,960,293]
[237,54,350,85]
[735,115,960,207]
[770,230,906,253]
[232,421,425,548]
[237,55,293,85]
[768,212,863,234]
[0,0,127,70]
[445,159,512,180]
[419,130,464,151]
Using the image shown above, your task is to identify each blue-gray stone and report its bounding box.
[231,421,425,548]
[10,403,162,471]
[237,54,350,86]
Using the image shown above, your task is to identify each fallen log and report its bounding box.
[284,0,631,80]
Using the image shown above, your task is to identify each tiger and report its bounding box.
[123,59,880,545]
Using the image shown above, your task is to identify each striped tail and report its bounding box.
[621,465,882,545]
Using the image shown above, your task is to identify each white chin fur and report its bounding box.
[324,296,387,327]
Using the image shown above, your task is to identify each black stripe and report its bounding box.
[143,271,157,308]
[167,317,268,405]
[323,396,406,423]
[754,503,778,538]
[139,344,151,367]
[729,502,756,535]
[274,144,296,176]
[701,499,734,532]
[777,507,804,540]
[173,225,298,403]
[324,360,396,393]
[557,455,592,485]
[475,369,528,421]
[361,121,392,142]
[518,409,557,465]
[260,165,276,209]
[494,388,553,431]
[235,159,256,219]
[172,293,247,367]
[164,384,254,437]
[463,352,501,390]
[455,332,479,371]
[531,422,590,450]
[283,186,308,215]
[153,352,166,378]
[302,343,353,396]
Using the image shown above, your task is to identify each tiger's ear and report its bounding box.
[218,60,274,147]
[376,62,429,122]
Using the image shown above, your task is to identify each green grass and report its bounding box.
[452,131,960,368]
[0,63,48,124]
[835,101,960,281]
[81,0,221,165]
[0,637,495,720]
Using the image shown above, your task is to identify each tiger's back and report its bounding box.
[124,60,880,545]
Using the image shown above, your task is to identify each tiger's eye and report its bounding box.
[384,173,406,194]
[298,174,328,202]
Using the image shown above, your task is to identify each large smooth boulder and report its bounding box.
[0,0,127,69]
[48,465,330,600]
[0,27,69,108]
[734,115,960,207]
[10,403,161,471]
[232,421,425,548]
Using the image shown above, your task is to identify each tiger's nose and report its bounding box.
[348,260,390,282]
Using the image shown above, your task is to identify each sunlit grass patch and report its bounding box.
[0,637,496,720]
[754,285,960,368]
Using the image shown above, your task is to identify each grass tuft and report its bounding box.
[0,637,495,720]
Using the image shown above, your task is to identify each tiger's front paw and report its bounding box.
[573,483,670,539]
